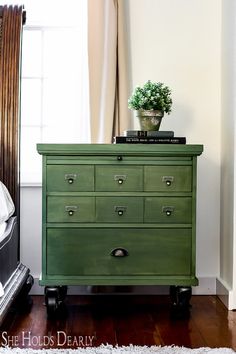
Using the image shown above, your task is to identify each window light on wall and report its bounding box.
[0,0,90,184]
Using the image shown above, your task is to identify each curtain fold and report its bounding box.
[0,5,24,209]
[88,0,131,143]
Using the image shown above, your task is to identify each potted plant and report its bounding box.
[128,80,172,131]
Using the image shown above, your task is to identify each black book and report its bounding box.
[113,136,186,144]
[124,130,174,138]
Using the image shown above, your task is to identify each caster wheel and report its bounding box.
[47,295,58,317]
[170,286,192,318]
[45,287,59,318]
[58,286,67,302]
[45,286,67,318]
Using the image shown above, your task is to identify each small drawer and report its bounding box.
[96,197,143,223]
[144,166,192,192]
[95,166,143,191]
[144,197,192,223]
[47,165,94,192]
[46,228,191,276]
[47,196,95,222]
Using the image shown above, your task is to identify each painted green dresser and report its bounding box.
[37,143,203,315]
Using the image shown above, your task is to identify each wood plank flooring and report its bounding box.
[1,295,236,350]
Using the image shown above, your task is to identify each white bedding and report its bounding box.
[0,182,15,298]
[0,222,7,240]
[0,282,3,297]
[0,181,15,224]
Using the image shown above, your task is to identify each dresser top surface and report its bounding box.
[37,144,203,157]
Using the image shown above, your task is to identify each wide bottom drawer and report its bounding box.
[46,228,192,277]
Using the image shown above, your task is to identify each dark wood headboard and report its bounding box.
[0,5,25,213]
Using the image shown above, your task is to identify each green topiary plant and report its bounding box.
[128,80,172,114]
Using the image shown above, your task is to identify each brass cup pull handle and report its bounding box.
[111,248,129,257]
[162,206,174,216]
[65,205,78,216]
[65,173,77,184]
[162,176,174,187]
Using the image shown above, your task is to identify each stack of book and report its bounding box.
[113,130,186,144]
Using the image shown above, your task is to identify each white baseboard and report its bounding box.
[30,277,216,296]
[216,277,236,310]
[192,277,216,295]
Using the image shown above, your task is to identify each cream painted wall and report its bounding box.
[20,187,42,278]
[219,0,236,309]
[20,0,222,294]
[127,0,221,280]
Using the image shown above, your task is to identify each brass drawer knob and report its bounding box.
[65,173,77,184]
[114,175,127,185]
[162,206,174,216]
[114,206,127,216]
[162,176,174,187]
[65,205,78,216]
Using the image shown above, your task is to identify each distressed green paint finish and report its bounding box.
[95,165,143,191]
[41,155,51,278]
[37,143,203,157]
[191,156,198,277]
[40,275,198,286]
[144,166,192,192]
[144,197,192,223]
[47,165,94,192]
[96,196,143,223]
[47,196,95,223]
[37,143,203,288]
[46,228,191,277]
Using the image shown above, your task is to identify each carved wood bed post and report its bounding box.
[0,8,34,324]
[0,5,26,213]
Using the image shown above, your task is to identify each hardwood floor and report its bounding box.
[1,295,236,350]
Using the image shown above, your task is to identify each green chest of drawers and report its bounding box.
[37,143,203,314]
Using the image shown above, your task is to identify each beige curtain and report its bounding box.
[0,5,25,209]
[88,0,131,143]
